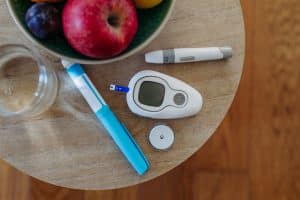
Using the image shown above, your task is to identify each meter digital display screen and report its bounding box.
[138,81,165,107]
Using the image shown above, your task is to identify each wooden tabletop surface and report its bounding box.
[0,0,244,189]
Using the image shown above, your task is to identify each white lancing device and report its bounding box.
[145,47,233,64]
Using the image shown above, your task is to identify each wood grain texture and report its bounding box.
[0,0,299,196]
[3,0,298,199]
[0,0,245,190]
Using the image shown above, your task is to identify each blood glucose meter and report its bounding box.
[125,70,203,119]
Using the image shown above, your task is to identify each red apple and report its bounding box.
[62,0,138,59]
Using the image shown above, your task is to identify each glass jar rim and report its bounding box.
[0,43,58,118]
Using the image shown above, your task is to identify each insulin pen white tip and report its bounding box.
[145,50,163,64]
[61,60,74,69]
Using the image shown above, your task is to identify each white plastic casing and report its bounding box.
[127,70,203,119]
[145,47,232,64]
[174,48,223,63]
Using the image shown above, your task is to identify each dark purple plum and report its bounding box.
[25,3,61,40]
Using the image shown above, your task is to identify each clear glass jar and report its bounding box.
[0,44,58,119]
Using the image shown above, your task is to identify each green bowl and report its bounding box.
[6,0,175,64]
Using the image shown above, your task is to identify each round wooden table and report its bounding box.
[0,0,245,189]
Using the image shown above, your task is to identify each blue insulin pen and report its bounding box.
[61,60,149,175]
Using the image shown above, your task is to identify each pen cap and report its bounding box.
[96,106,150,175]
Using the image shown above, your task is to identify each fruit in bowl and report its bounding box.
[134,0,163,9]
[63,0,138,59]
[6,0,175,64]
[25,3,61,39]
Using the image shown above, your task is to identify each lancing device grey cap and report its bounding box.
[219,47,233,59]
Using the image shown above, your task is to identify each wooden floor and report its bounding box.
[1,0,300,199]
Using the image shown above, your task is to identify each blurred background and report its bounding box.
[0,0,299,199]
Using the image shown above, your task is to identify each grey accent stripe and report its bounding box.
[179,56,196,62]
[162,49,175,63]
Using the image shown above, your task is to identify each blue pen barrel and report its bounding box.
[63,61,149,175]
[96,106,149,175]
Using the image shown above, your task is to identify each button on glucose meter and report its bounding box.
[174,93,186,105]
[149,125,175,150]
[126,70,203,119]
